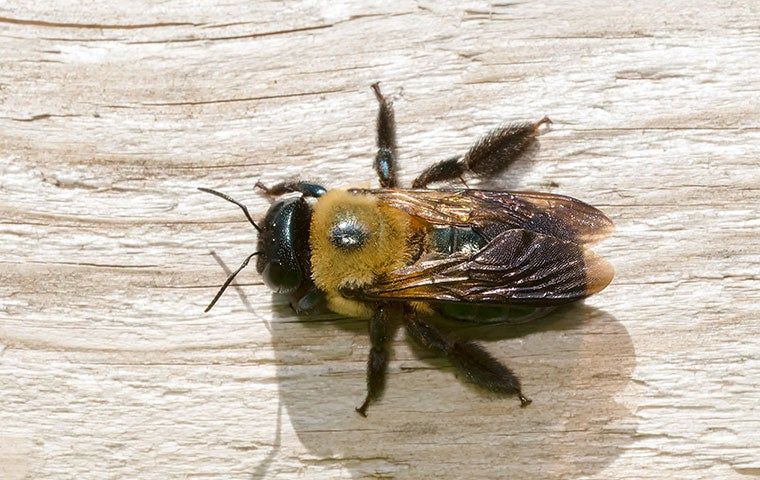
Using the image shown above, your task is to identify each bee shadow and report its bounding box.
[267,300,636,479]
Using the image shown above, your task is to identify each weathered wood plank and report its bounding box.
[1,1,758,479]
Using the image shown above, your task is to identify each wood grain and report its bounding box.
[1,1,758,479]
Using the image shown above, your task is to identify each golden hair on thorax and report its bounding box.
[309,189,416,318]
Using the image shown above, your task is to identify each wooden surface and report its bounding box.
[1,1,758,479]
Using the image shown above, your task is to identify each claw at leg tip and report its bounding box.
[535,116,553,130]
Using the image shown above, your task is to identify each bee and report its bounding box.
[200,83,614,417]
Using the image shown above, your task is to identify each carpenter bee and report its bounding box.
[200,83,614,416]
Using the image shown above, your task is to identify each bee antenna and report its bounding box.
[204,252,262,313]
[198,187,262,232]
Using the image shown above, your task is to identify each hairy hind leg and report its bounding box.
[404,310,531,406]
[412,117,551,188]
[371,83,399,188]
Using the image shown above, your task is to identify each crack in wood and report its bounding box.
[127,23,335,45]
[2,113,81,122]
[0,16,200,30]
[138,87,345,107]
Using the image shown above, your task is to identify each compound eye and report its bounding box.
[329,214,369,251]
[262,259,301,294]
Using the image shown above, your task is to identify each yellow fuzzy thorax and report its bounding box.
[309,189,414,319]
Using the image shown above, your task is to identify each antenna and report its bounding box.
[204,252,262,312]
[198,187,262,232]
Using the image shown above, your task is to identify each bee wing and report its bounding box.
[352,188,613,245]
[360,229,614,305]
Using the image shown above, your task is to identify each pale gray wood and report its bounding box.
[1,1,758,479]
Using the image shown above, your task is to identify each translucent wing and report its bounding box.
[360,229,614,306]
[351,188,613,245]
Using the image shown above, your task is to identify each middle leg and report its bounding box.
[371,83,399,188]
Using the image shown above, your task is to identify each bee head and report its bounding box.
[198,188,312,312]
[255,196,311,294]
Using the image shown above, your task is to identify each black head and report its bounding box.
[255,196,312,293]
[198,188,312,312]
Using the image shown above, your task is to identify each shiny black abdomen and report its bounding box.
[429,225,488,256]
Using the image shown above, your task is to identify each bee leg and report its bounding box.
[412,117,551,188]
[290,283,326,315]
[404,311,531,407]
[255,180,326,198]
[463,118,551,179]
[411,155,465,189]
[371,82,398,188]
[356,306,393,417]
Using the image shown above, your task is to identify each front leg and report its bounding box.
[404,310,531,407]
[356,305,393,417]
[255,180,326,199]
[289,282,326,315]
[371,83,399,188]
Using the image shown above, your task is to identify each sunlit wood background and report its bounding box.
[1,1,758,479]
